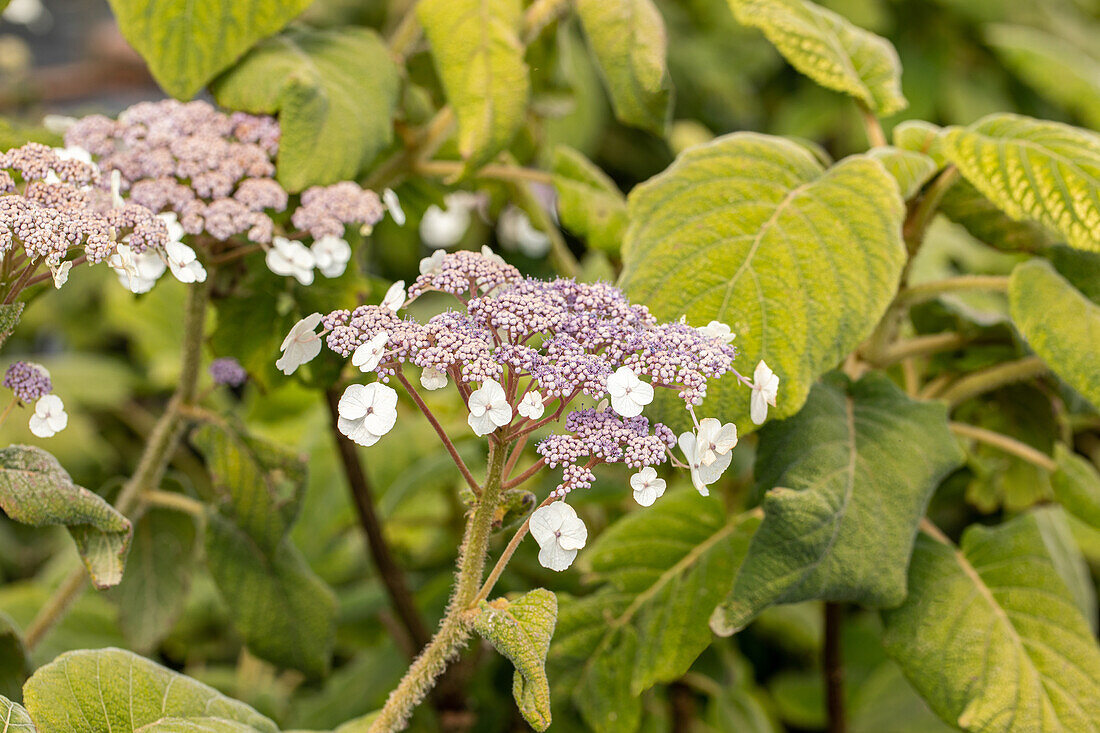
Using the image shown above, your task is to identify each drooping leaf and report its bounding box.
[893,120,946,166]
[550,491,759,730]
[0,695,34,732]
[941,113,1100,253]
[1033,506,1097,631]
[938,179,1058,253]
[416,0,529,169]
[0,611,28,700]
[882,510,1100,732]
[472,589,557,731]
[866,146,938,200]
[22,648,277,732]
[0,303,23,351]
[619,133,906,430]
[211,26,400,192]
[1052,443,1100,531]
[725,0,907,116]
[712,373,964,635]
[552,145,628,255]
[0,445,131,589]
[106,0,312,100]
[107,508,197,653]
[1049,245,1100,303]
[575,0,673,135]
[1008,259,1100,409]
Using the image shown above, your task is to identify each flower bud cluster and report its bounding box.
[3,360,51,402]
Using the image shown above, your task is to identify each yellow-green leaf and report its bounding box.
[893,120,946,166]
[1008,259,1100,409]
[417,0,529,170]
[1052,443,1100,531]
[725,0,906,116]
[866,146,938,200]
[575,0,673,135]
[551,145,627,255]
[106,0,312,100]
[0,303,22,351]
[0,695,34,732]
[942,113,1100,253]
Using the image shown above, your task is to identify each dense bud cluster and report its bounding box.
[3,360,51,402]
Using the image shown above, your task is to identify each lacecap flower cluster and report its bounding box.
[3,361,66,437]
[277,249,778,571]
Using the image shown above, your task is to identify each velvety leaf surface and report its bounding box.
[211,26,400,192]
[0,303,22,351]
[0,445,131,589]
[472,589,557,731]
[1052,444,1100,531]
[866,146,938,200]
[1049,245,1100,303]
[107,508,197,652]
[882,510,1100,732]
[22,648,277,732]
[575,0,672,135]
[619,133,906,429]
[942,114,1100,253]
[712,373,964,635]
[0,695,34,732]
[551,145,627,255]
[1033,507,1097,631]
[1008,259,1100,409]
[134,718,260,732]
[417,0,529,169]
[893,120,946,165]
[106,0,312,100]
[0,612,27,700]
[938,179,1058,253]
[725,0,907,116]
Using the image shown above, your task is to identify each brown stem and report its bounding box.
[502,458,546,490]
[824,602,847,733]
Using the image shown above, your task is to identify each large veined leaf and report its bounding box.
[619,133,906,430]
[211,26,400,192]
[107,508,197,653]
[1008,259,1100,409]
[1052,443,1100,531]
[552,145,627,255]
[471,589,557,731]
[22,648,277,732]
[866,146,938,200]
[938,179,1058,253]
[575,0,673,135]
[712,373,964,635]
[725,0,906,116]
[0,695,33,731]
[893,120,946,166]
[1033,507,1097,631]
[106,0,312,100]
[941,114,1100,253]
[0,445,131,589]
[417,0,529,169]
[549,491,759,731]
[882,510,1100,732]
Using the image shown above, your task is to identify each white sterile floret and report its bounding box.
[481,244,507,266]
[678,430,732,497]
[165,240,207,284]
[352,331,388,372]
[419,249,446,276]
[750,360,780,425]
[517,390,545,420]
[606,366,654,418]
[497,205,550,258]
[49,260,71,289]
[267,236,316,286]
[311,236,351,278]
[380,280,406,312]
[467,378,512,436]
[382,188,406,226]
[110,243,166,293]
[420,366,448,391]
[630,466,667,507]
[275,313,324,375]
[337,382,399,447]
[695,417,737,467]
[110,170,124,209]
[420,194,473,249]
[529,502,588,571]
[29,395,67,438]
[698,320,736,343]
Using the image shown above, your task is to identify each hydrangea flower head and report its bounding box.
[4,361,52,403]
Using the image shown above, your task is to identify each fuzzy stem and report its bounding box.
[22,569,86,649]
[370,438,509,732]
[903,166,958,249]
[475,494,555,604]
[141,489,204,516]
[871,332,971,366]
[415,159,555,186]
[395,372,481,495]
[949,421,1057,472]
[857,103,887,148]
[895,275,1010,307]
[936,355,1047,407]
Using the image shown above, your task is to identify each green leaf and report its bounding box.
[0,611,28,700]
[1008,259,1100,409]
[107,508,197,653]
[575,0,673,135]
[211,26,400,192]
[1033,506,1097,632]
[893,120,946,166]
[551,145,628,255]
[619,133,906,429]
[938,179,1058,253]
[942,113,1100,253]
[22,648,277,732]
[471,589,557,731]
[0,303,23,351]
[134,719,260,733]
[0,695,34,732]
[882,510,1100,732]
[0,445,131,589]
[550,491,759,730]
[416,0,529,169]
[1052,444,1100,531]
[712,373,964,635]
[866,146,938,200]
[204,512,336,678]
[1049,245,1100,303]
[106,0,312,100]
[725,0,906,116]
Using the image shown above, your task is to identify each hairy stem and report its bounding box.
[936,355,1047,407]
[475,494,555,604]
[415,159,555,186]
[141,489,205,516]
[370,438,509,732]
[22,569,87,649]
[857,104,886,148]
[902,166,958,252]
[895,275,1010,307]
[871,332,971,366]
[824,602,847,733]
[949,421,1057,472]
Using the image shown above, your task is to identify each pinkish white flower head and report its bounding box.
[380,280,406,312]
[311,236,351,278]
[267,236,315,285]
[352,331,388,373]
[420,366,448,391]
[276,313,324,375]
[109,242,167,293]
[698,320,736,343]
[419,193,474,249]
[630,466,666,507]
[164,231,206,284]
[606,367,654,418]
[678,428,732,496]
[750,361,779,425]
[530,501,587,571]
[695,418,737,466]
[29,394,67,438]
[337,382,398,447]
[4,361,52,403]
[517,390,545,420]
[467,378,512,436]
[382,188,405,226]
